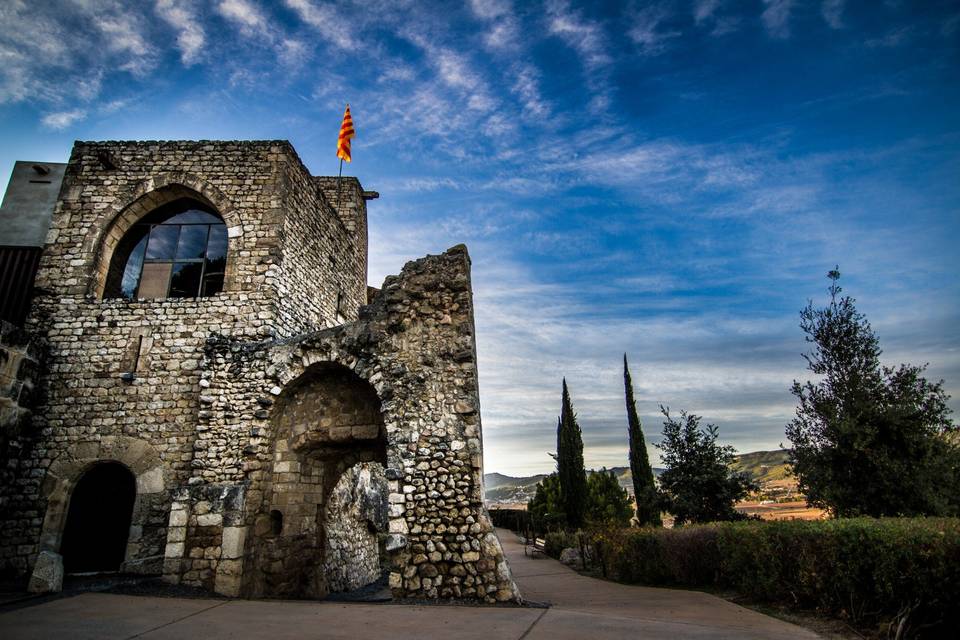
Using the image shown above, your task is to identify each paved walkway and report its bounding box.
[0,529,818,639]
[499,528,818,639]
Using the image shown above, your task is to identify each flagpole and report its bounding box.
[335,157,343,211]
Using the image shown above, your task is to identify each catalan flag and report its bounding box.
[336,104,355,163]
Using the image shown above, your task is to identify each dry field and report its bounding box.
[735,500,827,521]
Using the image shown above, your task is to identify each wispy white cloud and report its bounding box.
[217,0,271,38]
[821,0,845,29]
[511,64,550,119]
[628,6,682,56]
[88,2,158,76]
[469,0,512,20]
[865,27,912,48]
[41,109,87,130]
[216,0,309,71]
[0,0,152,109]
[392,32,501,129]
[155,0,206,65]
[99,98,132,114]
[484,19,520,50]
[692,0,740,36]
[761,0,794,39]
[469,0,519,51]
[284,0,353,50]
[694,0,721,25]
[545,0,611,71]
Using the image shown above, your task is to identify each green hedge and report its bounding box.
[591,518,960,636]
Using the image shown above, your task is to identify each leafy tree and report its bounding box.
[527,473,565,533]
[586,468,633,526]
[624,355,661,526]
[558,379,588,529]
[657,407,756,525]
[786,268,959,517]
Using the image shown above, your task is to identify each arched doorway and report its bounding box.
[60,462,136,573]
[244,363,388,598]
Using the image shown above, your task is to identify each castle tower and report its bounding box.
[0,140,519,603]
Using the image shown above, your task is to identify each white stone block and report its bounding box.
[221,527,246,559]
[27,551,63,593]
[137,466,164,494]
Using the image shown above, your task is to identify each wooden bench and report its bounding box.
[525,537,546,557]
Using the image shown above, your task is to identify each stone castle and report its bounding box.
[0,140,519,602]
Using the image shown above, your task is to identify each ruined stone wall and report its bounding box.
[185,246,519,602]
[274,162,366,335]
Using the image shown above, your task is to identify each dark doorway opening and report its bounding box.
[60,462,136,574]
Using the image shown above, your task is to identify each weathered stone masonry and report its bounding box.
[0,140,519,603]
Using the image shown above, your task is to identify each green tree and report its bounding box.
[657,407,756,526]
[527,473,565,533]
[586,468,633,526]
[558,379,588,529]
[786,268,959,517]
[624,355,661,526]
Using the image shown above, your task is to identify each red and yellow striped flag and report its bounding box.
[336,104,355,163]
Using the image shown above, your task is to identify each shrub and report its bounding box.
[589,518,960,636]
[544,530,579,559]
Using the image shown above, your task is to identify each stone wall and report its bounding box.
[275,162,366,335]
[0,319,41,452]
[323,462,387,592]
[0,320,43,577]
[313,176,368,290]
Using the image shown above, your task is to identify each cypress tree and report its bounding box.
[624,355,662,526]
[558,379,588,529]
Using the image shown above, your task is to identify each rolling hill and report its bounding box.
[485,449,793,506]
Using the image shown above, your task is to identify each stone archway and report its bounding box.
[244,362,389,599]
[37,436,169,577]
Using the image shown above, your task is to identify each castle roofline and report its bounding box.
[71,140,364,183]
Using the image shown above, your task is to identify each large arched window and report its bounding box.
[104,198,227,299]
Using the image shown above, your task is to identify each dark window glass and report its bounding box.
[120,235,148,299]
[169,262,204,298]
[206,225,228,261]
[104,198,228,300]
[202,257,226,297]
[145,225,179,260]
[176,225,209,260]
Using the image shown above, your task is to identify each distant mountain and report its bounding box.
[485,472,549,491]
[485,449,793,506]
[484,465,664,506]
[483,472,549,505]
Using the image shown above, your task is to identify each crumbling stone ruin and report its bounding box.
[0,140,519,602]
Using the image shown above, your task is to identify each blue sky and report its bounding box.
[2,0,958,475]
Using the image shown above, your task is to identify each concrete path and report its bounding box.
[0,530,819,639]
[498,528,818,639]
